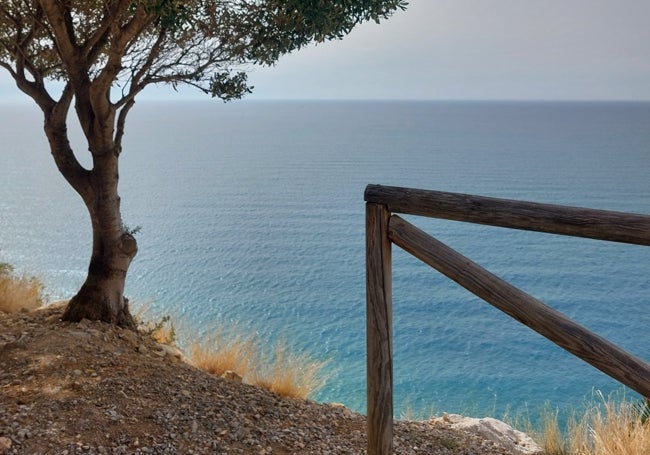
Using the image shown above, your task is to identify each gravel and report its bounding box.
[1,304,515,454]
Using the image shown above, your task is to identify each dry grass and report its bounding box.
[0,263,44,313]
[397,400,437,421]
[538,408,568,455]
[252,341,330,399]
[189,330,257,379]
[570,399,650,455]
[533,393,650,455]
[189,329,330,400]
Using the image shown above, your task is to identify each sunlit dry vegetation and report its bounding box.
[120,300,330,399]
[189,329,330,400]
[0,262,44,313]
[526,393,650,455]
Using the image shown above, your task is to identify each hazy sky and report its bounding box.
[246,0,650,100]
[1,0,649,101]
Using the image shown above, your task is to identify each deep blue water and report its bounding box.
[1,100,649,422]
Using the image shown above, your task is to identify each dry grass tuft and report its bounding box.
[252,341,330,400]
[534,393,650,455]
[535,407,568,455]
[189,329,329,400]
[397,401,437,421]
[571,399,650,455]
[189,330,257,379]
[0,263,44,313]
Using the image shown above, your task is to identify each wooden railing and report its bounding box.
[365,184,650,455]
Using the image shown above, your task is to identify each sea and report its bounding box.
[1,100,649,424]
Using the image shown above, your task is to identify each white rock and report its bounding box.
[441,413,543,455]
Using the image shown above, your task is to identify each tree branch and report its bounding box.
[114,97,135,151]
[45,82,92,199]
[37,0,78,67]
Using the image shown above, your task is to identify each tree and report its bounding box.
[0,0,407,327]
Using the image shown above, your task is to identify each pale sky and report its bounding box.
[1,0,649,102]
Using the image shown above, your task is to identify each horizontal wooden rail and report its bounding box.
[389,214,650,398]
[365,184,650,455]
[365,184,650,246]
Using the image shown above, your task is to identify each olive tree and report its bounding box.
[0,0,407,327]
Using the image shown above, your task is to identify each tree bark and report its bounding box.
[44,112,137,328]
[61,155,138,327]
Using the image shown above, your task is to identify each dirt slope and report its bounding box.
[0,304,513,454]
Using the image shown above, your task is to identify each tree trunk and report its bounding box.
[61,148,138,328]
[44,116,138,328]
[62,228,138,328]
[63,268,137,328]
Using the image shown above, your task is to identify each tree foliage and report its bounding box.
[0,0,407,105]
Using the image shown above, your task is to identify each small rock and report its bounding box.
[118,330,139,348]
[221,370,242,383]
[159,343,184,361]
[67,330,91,339]
[0,436,12,450]
[88,328,104,338]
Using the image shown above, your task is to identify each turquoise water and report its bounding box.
[1,100,649,422]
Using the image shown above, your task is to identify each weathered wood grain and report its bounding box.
[366,203,393,455]
[388,214,650,398]
[365,184,650,246]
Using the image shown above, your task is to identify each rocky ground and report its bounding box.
[1,304,536,454]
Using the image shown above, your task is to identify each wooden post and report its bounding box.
[366,202,393,455]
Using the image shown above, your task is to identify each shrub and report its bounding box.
[132,301,178,345]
